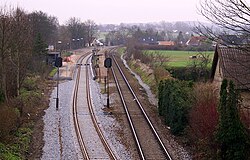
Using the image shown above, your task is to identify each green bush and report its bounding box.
[158,79,193,135]
[12,76,43,119]
[167,67,210,82]
[0,143,20,160]
[14,127,32,155]
[0,126,32,160]
[17,90,42,118]
[21,76,39,91]
[216,80,249,159]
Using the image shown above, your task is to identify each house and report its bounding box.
[139,36,159,45]
[186,36,207,46]
[158,41,175,46]
[92,39,104,46]
[210,45,250,90]
[211,44,250,128]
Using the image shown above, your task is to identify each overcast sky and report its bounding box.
[2,0,205,24]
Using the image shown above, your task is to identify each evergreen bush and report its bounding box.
[216,79,249,160]
[158,79,193,135]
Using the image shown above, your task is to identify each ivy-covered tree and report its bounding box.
[216,79,249,160]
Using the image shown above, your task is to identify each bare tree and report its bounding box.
[85,19,98,46]
[10,8,32,96]
[28,11,59,45]
[58,25,71,49]
[0,6,34,100]
[197,0,250,89]
[67,17,86,48]
[0,6,13,101]
[197,0,250,48]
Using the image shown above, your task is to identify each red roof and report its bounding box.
[158,41,175,46]
[186,36,207,46]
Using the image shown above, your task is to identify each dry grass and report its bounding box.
[0,105,19,140]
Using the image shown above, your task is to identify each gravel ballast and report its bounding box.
[42,66,131,159]
[42,80,78,160]
[42,50,192,160]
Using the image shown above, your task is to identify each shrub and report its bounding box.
[189,83,219,139]
[17,90,42,119]
[14,127,32,156]
[216,80,249,160]
[0,143,20,160]
[0,126,32,160]
[167,67,210,82]
[0,105,19,140]
[21,76,39,91]
[158,79,193,135]
[153,67,171,86]
[15,76,43,119]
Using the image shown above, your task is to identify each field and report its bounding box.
[144,50,215,68]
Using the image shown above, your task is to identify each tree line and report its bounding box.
[0,6,98,102]
[0,6,99,158]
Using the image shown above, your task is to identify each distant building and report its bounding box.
[158,41,175,46]
[186,36,207,46]
[211,45,250,90]
[139,36,159,45]
[93,39,104,46]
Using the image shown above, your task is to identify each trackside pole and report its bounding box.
[104,57,112,108]
[107,68,109,108]
[56,66,59,110]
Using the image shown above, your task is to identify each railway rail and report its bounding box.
[72,51,117,160]
[109,49,173,160]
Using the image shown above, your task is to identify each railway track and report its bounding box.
[72,51,117,160]
[109,49,173,160]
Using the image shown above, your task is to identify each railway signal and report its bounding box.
[55,57,62,67]
[104,57,112,68]
[104,58,112,108]
[55,56,62,110]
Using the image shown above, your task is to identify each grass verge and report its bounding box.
[128,60,157,94]
[49,67,57,77]
[0,125,33,160]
